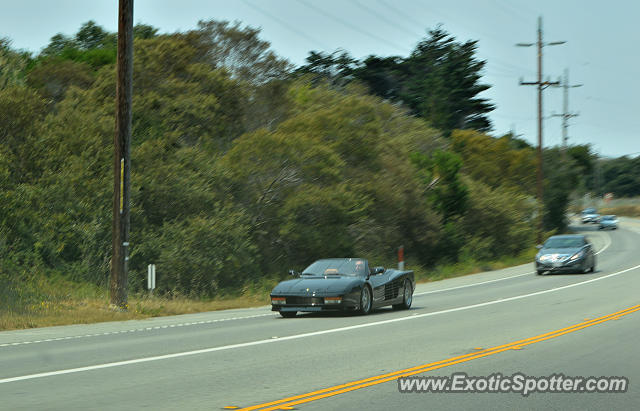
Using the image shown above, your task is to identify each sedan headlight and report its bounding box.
[538,254,551,262]
[569,250,585,261]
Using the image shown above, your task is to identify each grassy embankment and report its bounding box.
[599,205,640,218]
[0,248,538,331]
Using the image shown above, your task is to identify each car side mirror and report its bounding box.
[536,245,543,250]
[288,269,298,276]
[373,267,385,274]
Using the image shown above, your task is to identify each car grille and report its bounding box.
[285,296,325,305]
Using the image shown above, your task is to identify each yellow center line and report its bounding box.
[235,304,640,411]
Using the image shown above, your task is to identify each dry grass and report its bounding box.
[600,205,640,218]
[0,293,270,331]
[1,249,539,331]
[413,248,537,284]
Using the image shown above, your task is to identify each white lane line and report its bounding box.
[414,272,532,296]
[2,261,638,385]
[415,230,613,297]
[0,313,273,348]
[0,230,616,348]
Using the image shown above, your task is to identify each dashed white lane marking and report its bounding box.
[2,261,639,385]
[0,313,273,348]
[0,229,616,348]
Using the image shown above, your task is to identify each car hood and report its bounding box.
[271,276,360,295]
[539,247,582,256]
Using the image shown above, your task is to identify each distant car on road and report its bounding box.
[581,207,600,224]
[599,215,619,230]
[270,258,414,318]
[535,234,596,275]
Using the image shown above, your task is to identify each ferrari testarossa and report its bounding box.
[270,258,415,318]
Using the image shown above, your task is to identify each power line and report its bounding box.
[352,0,421,39]
[241,0,332,52]
[376,0,429,32]
[298,0,412,54]
[377,0,537,75]
[492,0,536,24]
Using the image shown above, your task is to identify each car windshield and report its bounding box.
[582,208,597,214]
[601,215,616,221]
[302,258,366,277]
[544,237,584,249]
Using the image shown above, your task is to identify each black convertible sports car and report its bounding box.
[270,258,415,318]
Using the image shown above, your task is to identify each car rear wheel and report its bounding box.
[359,286,372,315]
[393,279,413,310]
[536,270,544,275]
[280,311,297,318]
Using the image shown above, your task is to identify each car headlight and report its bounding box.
[569,250,585,261]
[271,297,286,305]
[538,254,550,262]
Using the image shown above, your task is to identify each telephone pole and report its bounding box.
[516,16,564,243]
[552,68,582,150]
[111,0,133,310]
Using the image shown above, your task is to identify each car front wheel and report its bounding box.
[359,286,372,315]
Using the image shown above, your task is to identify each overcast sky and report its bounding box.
[1,0,638,158]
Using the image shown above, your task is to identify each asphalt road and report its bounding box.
[1,218,639,410]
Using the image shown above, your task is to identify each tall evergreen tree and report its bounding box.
[298,27,495,135]
[398,27,494,134]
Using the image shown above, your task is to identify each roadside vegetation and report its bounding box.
[1,21,635,329]
[600,204,640,218]
[1,249,537,330]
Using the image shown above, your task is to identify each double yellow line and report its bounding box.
[227,304,640,411]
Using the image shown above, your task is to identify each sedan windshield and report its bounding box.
[302,259,366,277]
[544,237,584,248]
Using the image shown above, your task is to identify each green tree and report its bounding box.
[400,27,493,133]
[0,86,47,183]
[26,59,94,102]
[451,129,536,195]
[542,148,581,232]
[193,20,292,84]
[0,38,30,89]
[75,20,112,50]
[411,150,468,222]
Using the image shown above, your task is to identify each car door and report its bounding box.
[367,263,390,306]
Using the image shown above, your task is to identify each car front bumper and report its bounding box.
[536,258,585,273]
[270,293,360,313]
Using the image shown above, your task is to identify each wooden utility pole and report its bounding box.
[517,16,564,243]
[111,0,133,310]
[552,68,582,150]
